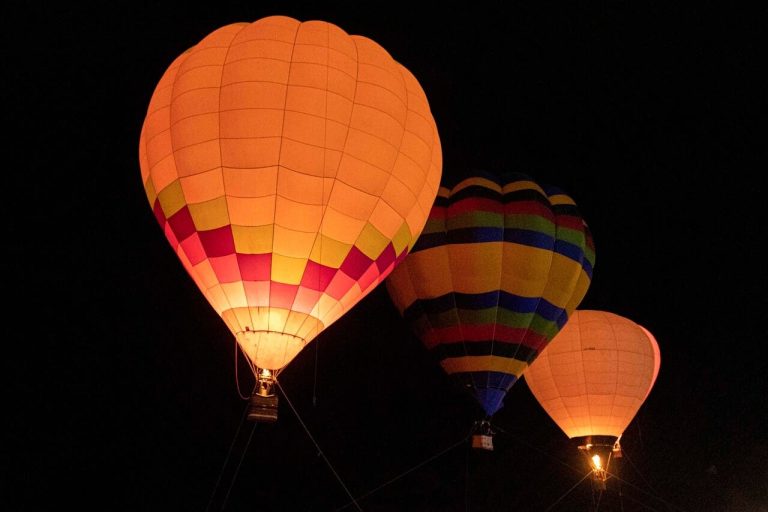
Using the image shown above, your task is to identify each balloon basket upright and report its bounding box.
[247,370,278,423]
[471,420,495,451]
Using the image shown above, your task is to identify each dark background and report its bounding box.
[5,2,765,511]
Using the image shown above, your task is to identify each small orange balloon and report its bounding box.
[525,310,661,439]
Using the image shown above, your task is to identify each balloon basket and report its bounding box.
[593,475,607,491]
[247,392,278,423]
[471,434,494,451]
[471,420,495,450]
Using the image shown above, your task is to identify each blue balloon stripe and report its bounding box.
[447,227,503,244]
[554,239,586,263]
[503,228,555,249]
[411,227,590,268]
[403,291,566,322]
[411,231,447,252]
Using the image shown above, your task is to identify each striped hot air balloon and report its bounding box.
[386,173,594,418]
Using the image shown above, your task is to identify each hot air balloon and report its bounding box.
[386,173,594,447]
[524,310,661,488]
[139,15,442,421]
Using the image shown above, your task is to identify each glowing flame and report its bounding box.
[591,454,602,470]
[260,368,272,379]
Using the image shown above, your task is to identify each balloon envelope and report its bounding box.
[386,174,594,416]
[524,310,661,438]
[139,16,442,372]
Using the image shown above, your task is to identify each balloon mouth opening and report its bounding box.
[236,329,306,341]
[235,330,308,372]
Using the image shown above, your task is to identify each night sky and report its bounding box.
[6,2,766,511]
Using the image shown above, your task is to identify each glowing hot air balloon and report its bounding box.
[139,15,442,420]
[524,310,661,487]
[386,173,594,446]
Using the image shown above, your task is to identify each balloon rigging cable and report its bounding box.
[205,404,253,511]
[203,404,678,511]
[492,423,582,474]
[233,338,252,400]
[334,429,473,511]
[493,421,680,511]
[543,471,594,512]
[275,378,363,511]
[219,423,258,511]
[613,452,687,512]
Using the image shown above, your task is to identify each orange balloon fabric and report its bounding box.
[524,310,660,439]
[139,16,442,371]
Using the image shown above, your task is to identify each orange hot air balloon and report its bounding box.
[524,310,660,487]
[139,16,442,420]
